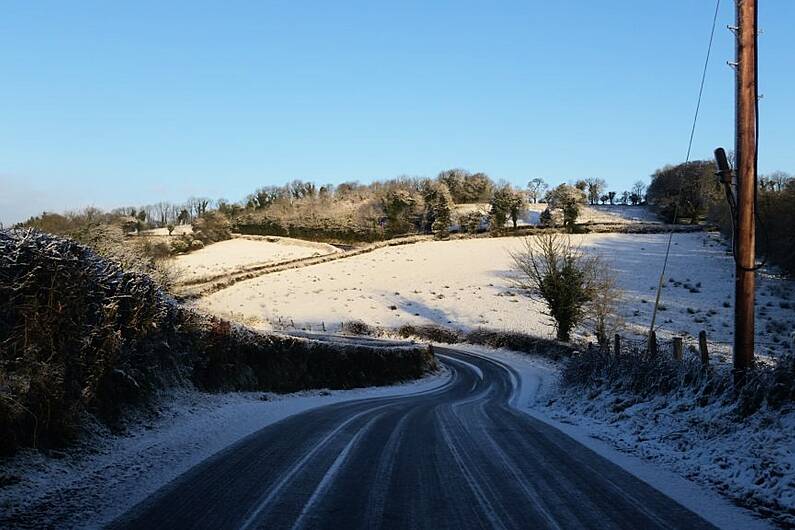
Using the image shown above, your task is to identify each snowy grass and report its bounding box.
[198,232,795,364]
[172,236,338,283]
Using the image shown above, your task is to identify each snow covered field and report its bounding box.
[172,236,339,283]
[198,232,795,361]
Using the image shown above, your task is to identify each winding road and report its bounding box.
[110,348,715,529]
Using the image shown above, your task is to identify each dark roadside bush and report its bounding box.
[464,328,576,360]
[0,229,181,454]
[187,314,434,393]
[396,324,464,344]
[347,321,577,362]
[341,320,378,336]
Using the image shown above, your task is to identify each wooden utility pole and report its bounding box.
[733,0,758,383]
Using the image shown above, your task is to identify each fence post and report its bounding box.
[673,337,683,361]
[649,331,658,356]
[699,330,709,366]
[614,334,621,357]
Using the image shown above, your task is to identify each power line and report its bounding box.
[648,0,722,342]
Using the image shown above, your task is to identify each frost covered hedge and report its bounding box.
[562,346,795,417]
[342,320,577,361]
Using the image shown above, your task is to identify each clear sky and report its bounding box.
[1,1,793,225]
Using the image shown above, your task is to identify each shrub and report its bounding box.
[170,238,190,254]
[490,185,525,230]
[510,234,599,341]
[396,324,463,343]
[192,211,232,244]
[546,184,585,232]
[341,320,377,336]
[190,239,205,250]
[421,181,454,239]
[539,208,554,227]
[458,211,483,234]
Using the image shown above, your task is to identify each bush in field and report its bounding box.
[192,211,232,244]
[458,211,483,234]
[437,169,495,203]
[647,160,721,223]
[510,233,599,341]
[381,189,419,235]
[490,185,525,229]
[170,237,190,254]
[539,208,554,227]
[546,184,585,232]
[139,239,173,260]
[396,324,463,344]
[421,181,454,239]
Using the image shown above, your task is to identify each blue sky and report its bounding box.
[1,1,793,225]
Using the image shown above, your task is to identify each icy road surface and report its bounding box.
[111,348,720,530]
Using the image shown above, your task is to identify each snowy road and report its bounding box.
[110,348,715,529]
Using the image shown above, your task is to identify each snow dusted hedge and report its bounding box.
[562,346,795,417]
[558,347,795,525]
[0,230,435,456]
[186,314,434,393]
[341,320,577,361]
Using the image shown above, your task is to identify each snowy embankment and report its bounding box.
[0,371,450,529]
[461,345,789,529]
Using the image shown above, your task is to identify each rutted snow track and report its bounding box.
[110,349,725,530]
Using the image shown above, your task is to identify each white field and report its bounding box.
[197,232,795,360]
[172,236,339,283]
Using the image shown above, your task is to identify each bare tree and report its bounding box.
[584,178,607,205]
[527,178,548,204]
[767,171,792,192]
[631,181,646,205]
[587,264,622,347]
